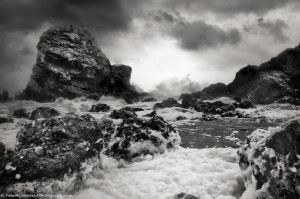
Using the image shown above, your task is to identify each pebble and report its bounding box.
[35,146,44,155]
[15,174,21,180]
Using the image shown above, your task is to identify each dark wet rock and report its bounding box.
[180,94,196,109]
[193,82,231,100]
[234,96,242,103]
[12,109,29,118]
[221,111,250,118]
[200,114,218,121]
[89,103,110,112]
[28,107,60,120]
[0,117,13,124]
[176,116,187,121]
[122,107,144,112]
[0,90,10,102]
[228,43,300,104]
[141,97,157,102]
[143,111,157,117]
[16,25,139,103]
[105,115,180,160]
[194,100,235,114]
[177,192,199,199]
[0,114,106,186]
[0,142,5,157]
[109,108,137,119]
[238,100,256,109]
[153,98,181,109]
[110,64,139,103]
[275,96,300,105]
[238,121,300,198]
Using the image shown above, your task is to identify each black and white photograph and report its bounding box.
[0,0,300,198]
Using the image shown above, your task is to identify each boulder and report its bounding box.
[105,115,181,160]
[153,98,181,109]
[89,103,110,112]
[28,107,60,120]
[238,100,256,109]
[12,109,29,118]
[237,121,300,198]
[109,108,137,119]
[0,90,9,102]
[141,97,157,102]
[16,25,139,103]
[0,114,106,186]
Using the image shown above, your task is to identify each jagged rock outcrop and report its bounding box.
[238,121,300,198]
[228,44,300,104]
[185,43,300,105]
[16,25,139,103]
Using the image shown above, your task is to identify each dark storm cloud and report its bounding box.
[257,18,289,42]
[163,0,299,15]
[0,0,132,32]
[171,21,242,50]
[152,10,242,50]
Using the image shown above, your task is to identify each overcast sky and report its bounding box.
[1,0,300,96]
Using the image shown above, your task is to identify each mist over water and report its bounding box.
[149,75,204,100]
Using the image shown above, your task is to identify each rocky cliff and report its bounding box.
[228,44,300,104]
[191,44,300,104]
[16,25,139,103]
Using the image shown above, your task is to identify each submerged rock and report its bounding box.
[28,107,60,120]
[238,121,300,198]
[89,103,110,112]
[16,25,139,103]
[154,98,181,109]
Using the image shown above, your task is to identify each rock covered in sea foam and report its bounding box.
[237,121,300,198]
